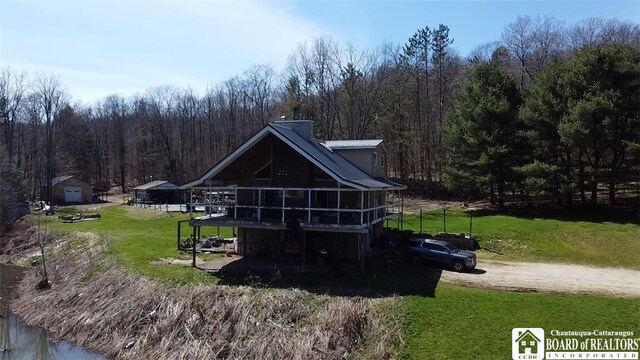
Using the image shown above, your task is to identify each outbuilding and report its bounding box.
[132,180,181,205]
[43,176,93,204]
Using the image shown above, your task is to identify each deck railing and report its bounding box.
[189,186,403,227]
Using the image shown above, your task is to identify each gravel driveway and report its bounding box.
[440,260,640,297]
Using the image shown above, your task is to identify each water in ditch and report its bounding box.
[0,263,105,360]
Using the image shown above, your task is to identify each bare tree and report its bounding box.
[502,15,565,89]
[468,41,502,62]
[33,73,66,202]
[0,69,28,161]
[569,17,640,49]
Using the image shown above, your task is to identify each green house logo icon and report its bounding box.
[512,328,544,359]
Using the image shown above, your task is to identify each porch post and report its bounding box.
[302,231,306,269]
[234,188,238,219]
[360,191,364,225]
[307,189,311,223]
[281,189,286,223]
[360,233,365,273]
[337,187,341,225]
[258,189,262,221]
[177,221,181,251]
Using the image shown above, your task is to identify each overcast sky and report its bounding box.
[2,0,638,103]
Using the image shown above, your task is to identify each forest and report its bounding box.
[1,15,639,220]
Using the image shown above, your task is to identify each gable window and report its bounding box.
[254,162,272,179]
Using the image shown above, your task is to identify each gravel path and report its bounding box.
[440,260,640,297]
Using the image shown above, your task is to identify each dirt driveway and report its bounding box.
[441,260,640,297]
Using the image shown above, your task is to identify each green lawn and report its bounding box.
[37,204,640,359]
[394,209,640,269]
[401,284,640,359]
[45,205,234,284]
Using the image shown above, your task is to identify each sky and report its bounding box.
[1,0,638,103]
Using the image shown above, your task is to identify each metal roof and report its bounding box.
[322,139,384,150]
[270,124,394,189]
[51,176,73,186]
[181,122,406,191]
[133,180,178,191]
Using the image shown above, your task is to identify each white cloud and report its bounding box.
[1,0,338,102]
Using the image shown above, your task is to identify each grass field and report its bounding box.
[394,209,640,269]
[401,284,640,359]
[45,205,233,284]
[37,204,640,359]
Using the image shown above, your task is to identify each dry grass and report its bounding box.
[12,237,401,359]
[0,223,60,259]
[401,198,464,214]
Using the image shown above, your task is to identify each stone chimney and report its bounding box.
[274,120,314,139]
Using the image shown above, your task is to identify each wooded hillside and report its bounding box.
[1,15,638,210]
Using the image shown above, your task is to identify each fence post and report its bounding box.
[419,209,423,234]
[443,208,447,233]
[192,226,197,267]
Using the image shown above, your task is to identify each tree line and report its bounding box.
[1,15,638,217]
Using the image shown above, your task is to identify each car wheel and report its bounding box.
[411,255,422,265]
[452,260,465,272]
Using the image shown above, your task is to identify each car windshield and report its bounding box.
[444,243,460,252]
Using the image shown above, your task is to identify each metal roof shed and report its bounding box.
[132,180,180,204]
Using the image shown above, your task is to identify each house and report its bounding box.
[132,180,181,205]
[515,330,541,354]
[180,120,405,268]
[42,176,93,204]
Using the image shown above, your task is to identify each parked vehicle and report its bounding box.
[405,238,476,272]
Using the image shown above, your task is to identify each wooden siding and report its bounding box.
[213,133,339,189]
[331,145,387,178]
[50,178,93,204]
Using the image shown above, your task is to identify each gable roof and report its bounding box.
[515,330,541,343]
[323,139,384,150]
[133,180,178,191]
[51,176,74,186]
[181,122,405,191]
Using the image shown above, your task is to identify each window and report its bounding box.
[530,341,535,346]
[432,244,448,252]
[521,341,526,346]
[372,152,378,166]
[421,242,437,250]
[254,162,272,179]
[381,154,385,167]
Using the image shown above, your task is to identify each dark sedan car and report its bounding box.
[405,238,476,272]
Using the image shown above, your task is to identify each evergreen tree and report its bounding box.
[559,44,640,205]
[444,60,522,207]
[519,60,575,206]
